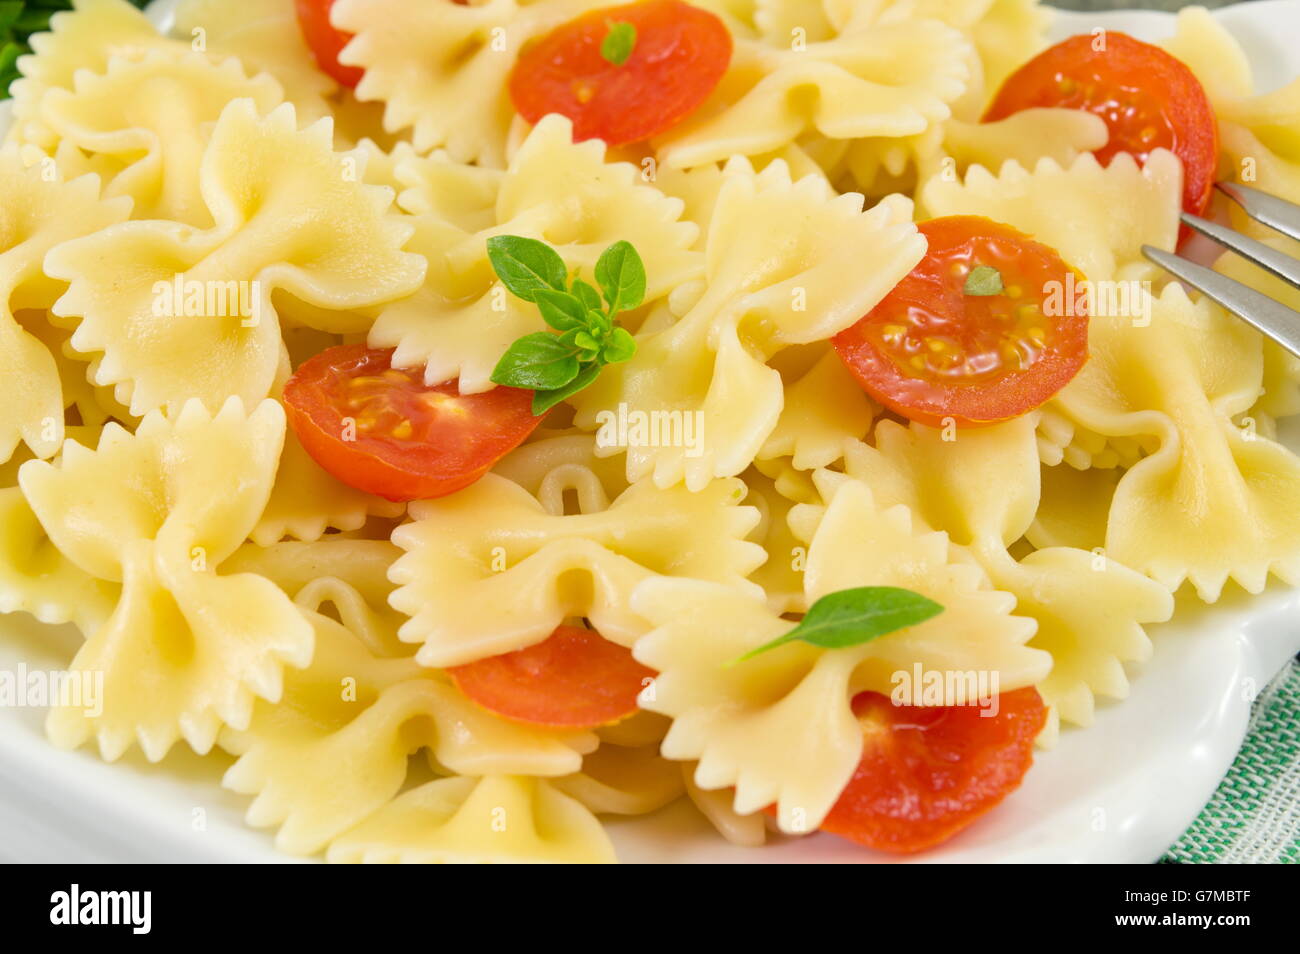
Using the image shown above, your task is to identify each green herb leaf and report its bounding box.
[601,326,636,364]
[594,240,646,314]
[731,586,943,664]
[600,20,636,67]
[490,332,580,390]
[487,235,569,302]
[963,264,1004,296]
[531,363,602,415]
[533,288,588,331]
[571,278,604,312]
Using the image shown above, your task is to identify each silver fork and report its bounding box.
[1141,183,1300,358]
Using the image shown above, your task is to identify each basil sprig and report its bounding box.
[732,586,943,664]
[488,235,643,415]
[600,20,636,66]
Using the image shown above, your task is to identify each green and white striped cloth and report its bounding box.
[1161,660,1300,863]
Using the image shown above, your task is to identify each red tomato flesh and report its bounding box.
[448,625,656,729]
[295,0,364,88]
[509,0,732,146]
[833,215,1089,428]
[283,344,542,502]
[820,688,1047,853]
[983,32,1218,218]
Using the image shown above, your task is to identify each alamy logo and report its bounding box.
[594,403,705,458]
[151,274,262,327]
[50,885,151,934]
[0,665,102,717]
[891,664,1001,717]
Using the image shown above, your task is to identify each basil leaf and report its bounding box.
[601,326,636,364]
[963,264,1004,296]
[0,4,25,32]
[732,586,943,664]
[571,278,604,312]
[531,363,602,415]
[594,240,646,314]
[490,332,580,390]
[599,20,636,67]
[534,288,589,331]
[487,235,568,302]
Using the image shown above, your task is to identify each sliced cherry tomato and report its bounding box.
[819,688,1046,854]
[509,0,732,147]
[983,32,1218,219]
[448,625,655,729]
[833,215,1089,428]
[295,0,364,88]
[283,344,542,502]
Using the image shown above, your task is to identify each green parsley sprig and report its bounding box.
[1,1,151,99]
[488,235,643,415]
[730,586,943,665]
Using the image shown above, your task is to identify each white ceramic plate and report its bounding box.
[1,0,1298,864]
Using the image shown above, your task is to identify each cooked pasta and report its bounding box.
[2,0,1298,863]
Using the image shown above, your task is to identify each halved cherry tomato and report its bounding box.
[819,688,1046,853]
[448,625,655,729]
[833,215,1089,428]
[508,0,732,147]
[283,344,542,502]
[983,32,1218,218]
[295,0,364,88]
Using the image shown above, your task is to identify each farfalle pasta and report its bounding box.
[1,0,1299,865]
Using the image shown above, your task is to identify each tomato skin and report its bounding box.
[983,32,1218,219]
[295,0,364,88]
[820,688,1046,854]
[283,344,542,502]
[448,625,656,729]
[833,215,1089,428]
[509,0,732,147]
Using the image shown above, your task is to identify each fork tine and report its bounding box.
[1216,182,1300,243]
[1141,244,1300,359]
[1181,212,1300,292]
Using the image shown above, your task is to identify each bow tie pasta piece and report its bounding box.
[656,17,971,169]
[0,486,119,633]
[332,0,608,165]
[6,0,178,149]
[493,432,630,508]
[326,774,616,864]
[757,345,877,471]
[393,150,504,234]
[37,51,285,227]
[1036,404,1151,471]
[174,0,340,125]
[841,421,1173,739]
[632,475,1047,833]
[740,466,809,615]
[44,99,426,417]
[369,115,700,393]
[221,585,595,856]
[920,150,1182,283]
[0,151,132,466]
[1057,284,1300,601]
[16,398,315,762]
[572,159,924,490]
[390,471,764,667]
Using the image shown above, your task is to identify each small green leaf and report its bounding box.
[601,326,636,364]
[572,278,604,312]
[599,20,636,67]
[573,330,601,352]
[534,288,589,331]
[731,586,943,664]
[531,363,602,415]
[0,3,25,32]
[487,235,568,302]
[594,240,646,314]
[490,332,580,390]
[963,264,1005,297]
